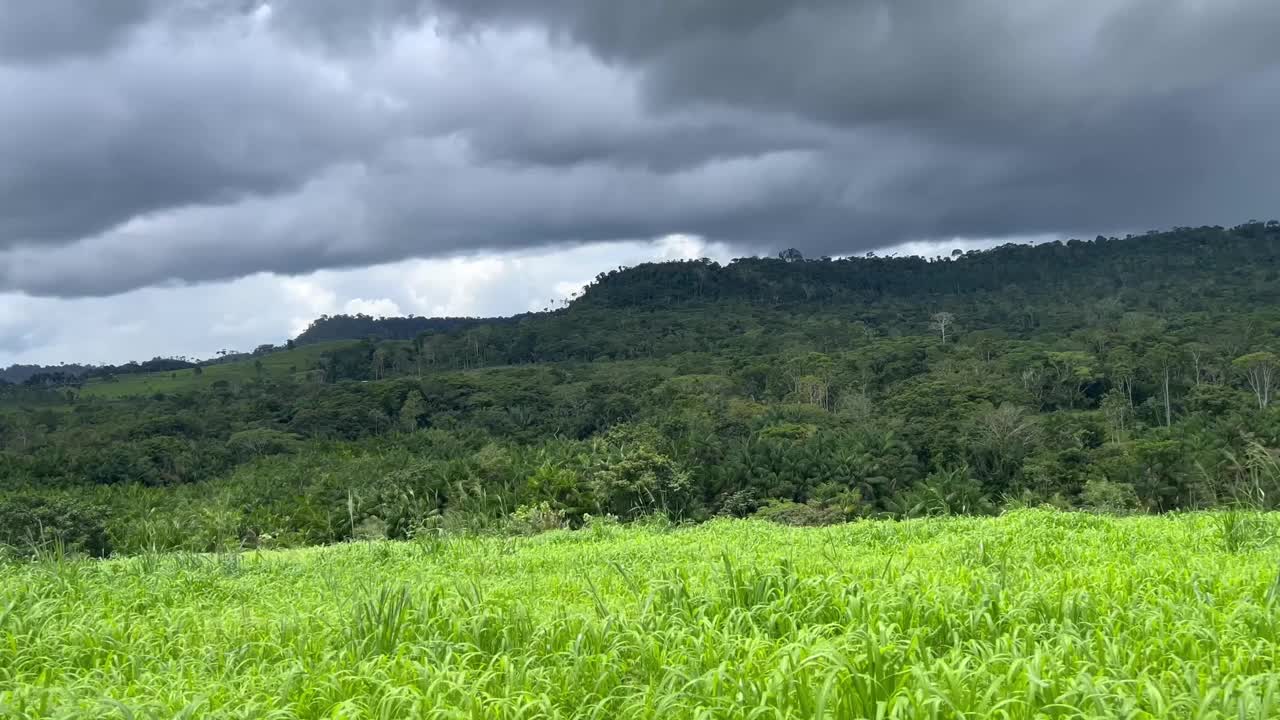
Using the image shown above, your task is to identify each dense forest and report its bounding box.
[5,221,1280,556]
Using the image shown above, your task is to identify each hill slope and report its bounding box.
[40,221,1280,396]
[5,221,1280,554]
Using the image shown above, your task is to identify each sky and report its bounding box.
[2,1,1279,365]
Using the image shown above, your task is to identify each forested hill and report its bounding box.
[9,220,1280,557]
[292,222,1280,349]
[577,223,1280,308]
[0,364,93,386]
[294,314,520,346]
[293,223,1280,374]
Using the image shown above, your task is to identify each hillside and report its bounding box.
[74,341,356,399]
[24,221,1280,396]
[270,223,1280,381]
[5,222,1280,555]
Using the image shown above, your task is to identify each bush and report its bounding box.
[582,512,621,539]
[507,502,567,535]
[754,499,847,527]
[1080,479,1140,514]
[0,493,112,557]
[898,466,994,517]
[589,446,694,519]
[227,429,303,461]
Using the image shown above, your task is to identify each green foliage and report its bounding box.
[3,512,1280,716]
[5,223,1280,549]
[0,493,111,557]
[589,444,694,520]
[753,483,862,526]
[1215,509,1273,552]
[506,501,568,535]
[397,390,426,431]
[74,341,350,399]
[897,465,995,517]
[1080,478,1141,514]
[226,428,302,461]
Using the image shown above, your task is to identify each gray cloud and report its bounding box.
[1,0,1279,299]
[0,0,156,62]
[0,14,397,248]
[0,237,737,365]
[428,0,1280,132]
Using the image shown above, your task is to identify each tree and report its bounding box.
[227,429,301,460]
[1147,344,1182,427]
[1013,364,1045,409]
[1186,342,1211,387]
[930,312,956,343]
[412,334,427,377]
[1106,348,1139,408]
[1100,390,1131,443]
[398,391,427,432]
[1233,351,1277,409]
[786,353,834,410]
[0,414,33,450]
[1045,351,1096,409]
[968,403,1040,492]
[777,248,804,263]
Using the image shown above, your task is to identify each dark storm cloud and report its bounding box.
[426,0,1280,240]
[1,0,1279,298]
[428,0,1280,130]
[0,0,156,62]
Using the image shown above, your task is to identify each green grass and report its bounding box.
[77,341,357,399]
[4,510,1280,718]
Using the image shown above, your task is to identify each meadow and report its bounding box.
[3,509,1280,719]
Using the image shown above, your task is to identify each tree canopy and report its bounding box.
[6,221,1280,554]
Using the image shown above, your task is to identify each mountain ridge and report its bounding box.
[5,220,1279,387]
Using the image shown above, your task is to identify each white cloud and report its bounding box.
[868,234,1061,260]
[0,236,735,366]
[343,297,403,318]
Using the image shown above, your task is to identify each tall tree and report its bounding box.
[930,312,956,343]
[1233,351,1277,409]
[1147,344,1182,427]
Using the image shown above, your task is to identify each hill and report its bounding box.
[5,221,1280,555]
[277,221,1280,372]
[294,314,525,346]
[25,221,1280,395]
[75,341,356,399]
[0,363,94,386]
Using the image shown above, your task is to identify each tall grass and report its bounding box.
[3,509,1279,718]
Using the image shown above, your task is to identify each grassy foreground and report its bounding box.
[3,510,1280,719]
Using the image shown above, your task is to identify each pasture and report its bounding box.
[3,510,1279,718]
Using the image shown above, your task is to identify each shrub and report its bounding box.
[0,493,112,557]
[589,446,693,519]
[899,466,994,517]
[227,429,303,461]
[507,502,567,535]
[754,499,847,527]
[1080,479,1140,514]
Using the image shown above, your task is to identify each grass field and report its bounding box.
[4,510,1280,718]
[75,341,357,399]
